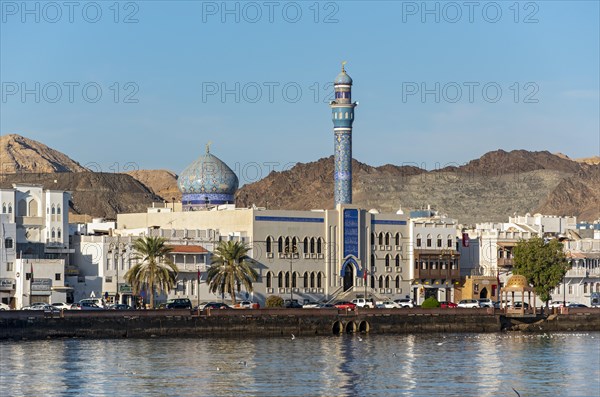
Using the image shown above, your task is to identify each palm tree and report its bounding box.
[207,240,258,305]
[125,236,178,308]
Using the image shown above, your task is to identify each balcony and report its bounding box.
[17,216,43,226]
[497,258,514,268]
[414,267,460,280]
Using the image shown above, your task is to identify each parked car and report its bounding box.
[493,300,511,309]
[376,300,401,309]
[51,302,71,310]
[439,301,458,309]
[352,298,375,308]
[284,299,303,309]
[548,301,570,308]
[234,301,258,309]
[0,302,11,310]
[478,299,494,308]
[203,302,230,310]
[394,298,415,308]
[567,303,588,308]
[80,302,104,310]
[164,298,192,309]
[111,304,133,310]
[69,303,81,310]
[302,301,321,308]
[23,304,61,312]
[79,298,106,308]
[511,301,530,309]
[334,301,356,310]
[316,303,336,309]
[457,299,480,308]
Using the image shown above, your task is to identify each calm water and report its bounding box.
[1,333,599,397]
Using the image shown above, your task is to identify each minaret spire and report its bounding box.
[330,62,357,206]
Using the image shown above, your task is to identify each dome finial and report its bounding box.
[206,141,212,154]
[341,60,347,73]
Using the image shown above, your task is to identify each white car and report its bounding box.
[478,299,494,308]
[51,302,71,310]
[351,298,375,308]
[394,298,415,308]
[458,299,480,308]
[302,301,321,309]
[0,302,10,310]
[376,300,401,309]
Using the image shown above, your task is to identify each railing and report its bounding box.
[497,258,514,268]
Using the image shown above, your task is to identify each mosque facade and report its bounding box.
[115,65,458,306]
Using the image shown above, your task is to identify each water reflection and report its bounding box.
[1,333,598,397]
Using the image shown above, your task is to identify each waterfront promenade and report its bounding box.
[1,308,598,340]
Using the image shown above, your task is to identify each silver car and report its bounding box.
[458,299,480,308]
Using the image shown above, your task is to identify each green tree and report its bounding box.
[124,236,178,308]
[421,297,440,309]
[512,237,570,304]
[206,240,258,305]
[266,295,284,308]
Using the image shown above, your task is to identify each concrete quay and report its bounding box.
[0,308,598,340]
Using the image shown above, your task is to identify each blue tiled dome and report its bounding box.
[178,145,239,208]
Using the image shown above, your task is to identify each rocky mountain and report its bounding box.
[0,134,88,173]
[124,169,181,202]
[0,172,163,218]
[536,164,600,222]
[1,134,597,222]
[237,150,598,224]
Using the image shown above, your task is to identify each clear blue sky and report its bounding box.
[1,1,598,184]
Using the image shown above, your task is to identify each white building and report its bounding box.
[0,184,71,308]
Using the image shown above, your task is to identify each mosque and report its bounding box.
[116,65,436,305]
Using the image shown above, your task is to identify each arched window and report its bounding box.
[395,254,400,267]
[278,237,283,253]
[395,276,400,289]
[385,254,390,267]
[416,234,422,247]
[292,237,297,252]
[317,238,322,254]
[583,282,588,293]
[370,275,375,289]
[51,228,56,239]
[1,203,5,213]
[4,238,13,249]
[266,272,272,288]
[7,204,12,214]
[266,236,272,253]
[285,237,290,252]
[378,233,383,245]
[385,233,390,246]
[371,232,375,246]
[447,235,453,248]
[317,272,323,288]
[278,272,283,288]
[378,276,384,289]
[51,205,55,215]
[310,272,315,288]
[371,254,375,268]
[426,234,432,247]
[57,228,61,239]
[291,272,297,288]
[57,205,61,215]
[310,238,315,253]
[395,233,401,246]
[437,234,442,248]
[285,272,290,288]
[385,276,390,289]
[303,272,309,288]
[28,199,38,217]
[303,237,309,254]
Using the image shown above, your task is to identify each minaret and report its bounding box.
[330,62,357,205]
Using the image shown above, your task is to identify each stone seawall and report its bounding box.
[1,308,598,340]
